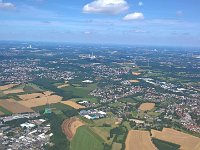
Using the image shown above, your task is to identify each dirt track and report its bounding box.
[61,118,84,140]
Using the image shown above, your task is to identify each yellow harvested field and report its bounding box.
[0,111,4,116]
[57,84,69,88]
[61,100,85,109]
[132,72,141,76]
[125,130,157,150]
[129,80,140,83]
[139,103,155,111]
[18,95,62,108]
[0,99,34,113]
[18,91,53,101]
[3,89,24,94]
[0,84,18,91]
[151,128,200,150]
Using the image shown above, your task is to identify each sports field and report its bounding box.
[70,126,104,150]
[151,128,200,150]
[125,130,157,150]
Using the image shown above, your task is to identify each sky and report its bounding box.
[0,0,200,47]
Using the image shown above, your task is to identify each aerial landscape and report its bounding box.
[0,0,200,150]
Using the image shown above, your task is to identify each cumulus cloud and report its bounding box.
[83,0,129,15]
[123,12,144,21]
[0,0,15,10]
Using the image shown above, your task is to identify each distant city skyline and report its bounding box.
[0,0,200,47]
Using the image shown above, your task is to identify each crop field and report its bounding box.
[129,80,140,83]
[61,100,85,109]
[0,84,18,91]
[0,111,4,116]
[112,142,122,150]
[138,103,155,111]
[62,118,84,140]
[18,91,53,100]
[70,126,104,150]
[18,94,62,108]
[0,99,34,114]
[132,72,141,76]
[125,130,157,150]
[3,89,24,95]
[151,128,200,150]
[57,84,69,88]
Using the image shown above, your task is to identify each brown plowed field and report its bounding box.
[0,99,34,114]
[151,128,200,150]
[61,118,84,140]
[125,130,157,150]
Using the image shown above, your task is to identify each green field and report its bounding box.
[0,106,12,115]
[70,126,104,150]
[32,103,73,112]
[62,83,97,99]
[152,138,180,150]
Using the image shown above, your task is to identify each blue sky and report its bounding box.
[0,0,200,47]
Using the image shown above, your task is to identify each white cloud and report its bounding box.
[138,1,143,6]
[83,0,129,15]
[84,31,91,35]
[123,12,144,20]
[0,0,15,10]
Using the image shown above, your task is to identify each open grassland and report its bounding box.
[0,99,34,113]
[61,118,84,140]
[151,128,200,150]
[18,94,62,108]
[0,84,18,91]
[125,130,157,150]
[61,100,85,109]
[70,126,104,150]
[139,103,155,111]
[91,126,113,144]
